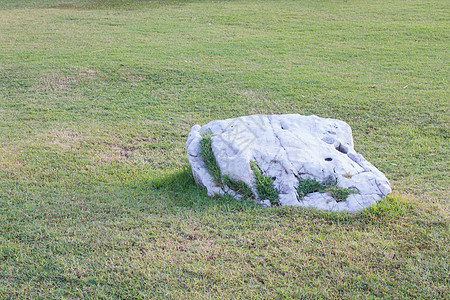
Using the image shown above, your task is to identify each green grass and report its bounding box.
[199,129,222,185]
[250,161,280,206]
[327,184,357,202]
[0,0,449,298]
[222,175,254,201]
[297,178,358,202]
[297,177,324,198]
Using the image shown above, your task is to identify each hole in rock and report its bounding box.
[325,157,333,161]
[335,143,348,154]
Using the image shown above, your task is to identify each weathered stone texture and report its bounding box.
[186,114,391,212]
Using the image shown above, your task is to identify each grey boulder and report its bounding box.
[186,114,391,212]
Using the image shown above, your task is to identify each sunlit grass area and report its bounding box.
[0,0,448,298]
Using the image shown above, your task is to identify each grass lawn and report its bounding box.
[0,0,448,298]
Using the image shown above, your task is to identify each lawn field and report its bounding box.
[0,0,449,298]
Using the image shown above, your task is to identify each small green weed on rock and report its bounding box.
[297,177,357,202]
[199,129,222,185]
[326,184,357,202]
[250,161,280,206]
[297,178,325,198]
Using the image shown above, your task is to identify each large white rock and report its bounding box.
[186,114,391,212]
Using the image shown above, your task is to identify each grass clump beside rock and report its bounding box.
[222,175,254,200]
[250,161,280,206]
[297,178,357,202]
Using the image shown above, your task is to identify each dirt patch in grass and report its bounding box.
[47,129,82,149]
[33,69,98,92]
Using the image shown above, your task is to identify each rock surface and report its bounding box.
[186,114,391,212]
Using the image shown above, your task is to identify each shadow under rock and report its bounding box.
[145,166,260,213]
